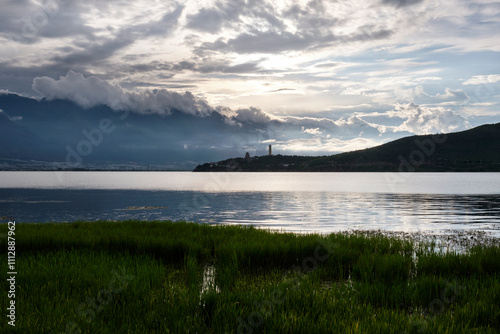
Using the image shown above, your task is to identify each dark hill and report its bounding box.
[194,123,500,172]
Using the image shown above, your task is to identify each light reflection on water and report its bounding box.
[0,189,499,238]
[1,171,500,194]
[0,172,499,238]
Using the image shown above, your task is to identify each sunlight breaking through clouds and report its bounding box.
[0,0,499,157]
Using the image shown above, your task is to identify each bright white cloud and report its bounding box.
[390,103,470,134]
[303,127,322,135]
[463,74,500,86]
[32,71,212,117]
[274,136,383,154]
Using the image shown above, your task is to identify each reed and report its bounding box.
[0,220,498,333]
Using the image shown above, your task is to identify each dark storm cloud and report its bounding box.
[283,0,341,35]
[188,0,393,55]
[172,61,197,71]
[52,5,184,66]
[314,63,341,68]
[0,1,187,95]
[113,59,260,76]
[0,54,259,99]
[0,0,96,43]
[186,8,226,33]
[198,62,261,74]
[121,82,196,90]
[381,0,424,8]
[207,31,311,54]
[197,27,393,54]
[186,0,285,34]
[130,59,260,75]
[51,36,135,66]
[189,0,328,55]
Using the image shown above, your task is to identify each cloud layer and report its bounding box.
[390,103,470,134]
[0,0,499,158]
[28,71,475,157]
[33,71,212,116]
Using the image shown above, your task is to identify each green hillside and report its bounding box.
[194,123,500,172]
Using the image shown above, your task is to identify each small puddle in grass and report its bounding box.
[201,265,219,296]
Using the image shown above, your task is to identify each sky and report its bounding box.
[1,0,500,157]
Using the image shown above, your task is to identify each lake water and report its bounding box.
[1,172,500,238]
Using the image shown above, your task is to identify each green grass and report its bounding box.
[1,220,499,333]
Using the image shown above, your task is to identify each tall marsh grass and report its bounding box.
[0,220,498,333]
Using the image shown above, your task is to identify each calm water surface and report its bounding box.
[0,172,499,237]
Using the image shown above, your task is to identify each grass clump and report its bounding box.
[0,220,498,333]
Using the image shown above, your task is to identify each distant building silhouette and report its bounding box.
[268,145,272,156]
[245,152,250,159]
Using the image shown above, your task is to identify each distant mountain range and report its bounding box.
[194,122,500,172]
[2,92,499,172]
[0,93,255,170]
[0,92,412,171]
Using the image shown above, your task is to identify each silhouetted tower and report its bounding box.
[245,152,250,159]
[268,145,272,156]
